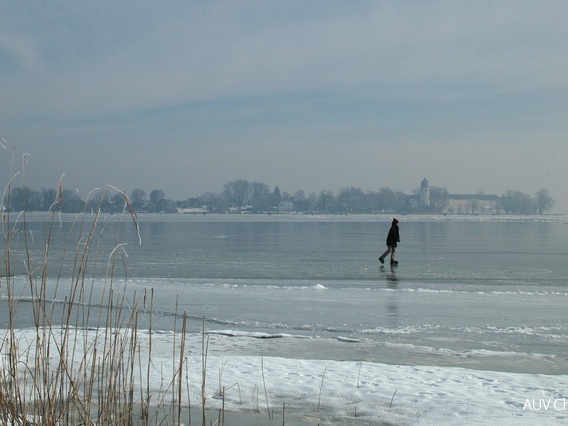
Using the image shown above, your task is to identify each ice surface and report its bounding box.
[2,328,566,425]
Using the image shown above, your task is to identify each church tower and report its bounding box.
[420,178,430,207]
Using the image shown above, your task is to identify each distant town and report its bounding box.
[4,178,555,216]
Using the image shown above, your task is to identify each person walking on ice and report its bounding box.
[379,218,400,265]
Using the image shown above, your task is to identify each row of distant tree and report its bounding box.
[2,179,556,215]
[3,187,177,214]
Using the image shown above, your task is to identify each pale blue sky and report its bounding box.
[2,1,567,212]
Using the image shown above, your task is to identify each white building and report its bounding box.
[278,200,295,213]
[418,178,501,214]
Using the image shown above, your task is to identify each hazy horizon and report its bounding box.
[2,1,567,212]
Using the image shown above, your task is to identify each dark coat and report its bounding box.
[386,224,400,247]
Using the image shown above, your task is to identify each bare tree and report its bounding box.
[534,188,555,214]
[130,188,147,210]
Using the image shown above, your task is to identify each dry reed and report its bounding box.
[1,151,193,425]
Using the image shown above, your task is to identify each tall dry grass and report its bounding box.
[0,149,192,425]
